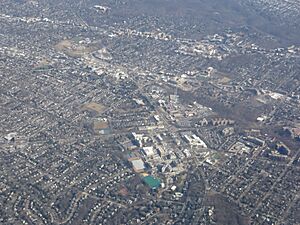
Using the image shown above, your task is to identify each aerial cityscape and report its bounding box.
[0,0,300,224]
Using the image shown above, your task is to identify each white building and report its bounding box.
[181,132,207,148]
[142,146,155,157]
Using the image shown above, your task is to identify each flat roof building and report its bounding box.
[129,158,145,173]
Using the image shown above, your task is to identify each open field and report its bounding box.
[81,102,106,113]
[93,120,109,131]
[55,40,98,58]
